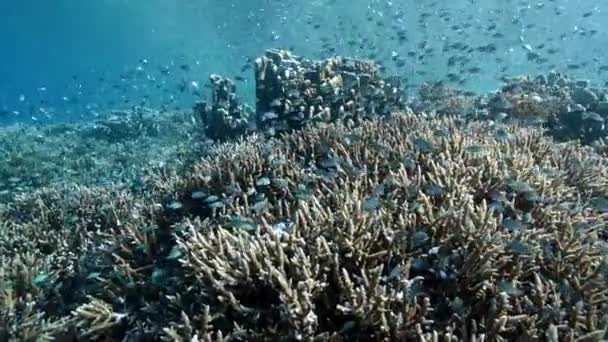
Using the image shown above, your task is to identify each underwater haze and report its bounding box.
[1,0,607,125]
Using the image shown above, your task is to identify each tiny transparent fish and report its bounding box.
[426,184,447,197]
[507,240,529,255]
[464,145,484,154]
[230,215,258,232]
[507,180,534,194]
[208,201,225,209]
[497,280,521,296]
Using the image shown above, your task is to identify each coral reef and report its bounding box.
[2,111,607,341]
[88,107,165,143]
[195,52,608,147]
[0,108,209,202]
[197,49,406,140]
[194,49,608,148]
[4,49,608,341]
[485,72,608,143]
[408,72,608,145]
[410,81,480,117]
[254,49,404,135]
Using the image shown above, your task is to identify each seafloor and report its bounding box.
[1,50,608,341]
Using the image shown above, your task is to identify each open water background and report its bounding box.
[1,0,607,125]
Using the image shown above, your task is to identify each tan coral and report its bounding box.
[1,111,608,340]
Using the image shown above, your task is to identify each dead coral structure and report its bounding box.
[194,74,254,140]
[254,49,404,136]
[1,111,608,341]
[196,49,405,141]
[486,72,608,143]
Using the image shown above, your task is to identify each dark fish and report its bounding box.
[507,240,530,255]
[495,129,510,141]
[411,231,430,248]
[478,44,497,53]
[590,197,608,213]
[582,112,604,122]
[426,184,447,197]
[413,138,435,153]
[503,218,525,233]
[363,197,382,211]
[240,64,251,73]
[527,52,541,61]
[446,73,461,83]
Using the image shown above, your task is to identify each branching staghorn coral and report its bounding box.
[1,112,608,341]
[155,113,608,340]
[71,296,128,339]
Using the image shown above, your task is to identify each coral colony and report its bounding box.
[1,50,608,341]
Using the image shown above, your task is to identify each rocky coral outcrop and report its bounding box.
[486,72,608,143]
[194,74,253,140]
[197,49,406,140]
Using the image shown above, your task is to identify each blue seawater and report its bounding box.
[0,0,607,126]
